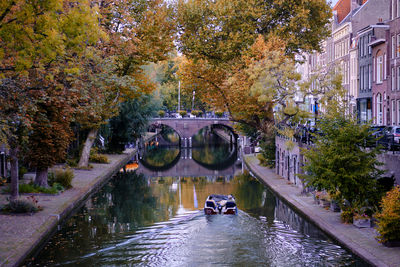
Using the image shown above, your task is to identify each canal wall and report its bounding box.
[244,155,400,267]
[276,136,400,187]
[0,149,136,267]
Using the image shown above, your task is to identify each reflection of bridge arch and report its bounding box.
[137,153,238,177]
[139,149,181,172]
[149,118,237,147]
[192,146,237,171]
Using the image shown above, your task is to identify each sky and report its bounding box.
[330,0,339,7]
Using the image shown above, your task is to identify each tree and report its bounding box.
[75,0,176,167]
[27,88,74,187]
[300,115,384,209]
[176,0,331,136]
[179,36,302,136]
[0,0,105,187]
[0,79,32,199]
[106,95,158,153]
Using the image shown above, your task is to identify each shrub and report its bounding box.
[178,110,187,117]
[66,158,78,167]
[3,196,42,213]
[0,177,6,186]
[215,111,224,117]
[257,153,269,166]
[158,110,165,117]
[53,168,74,189]
[19,183,58,194]
[89,153,109,164]
[376,186,400,243]
[340,208,355,223]
[191,110,202,117]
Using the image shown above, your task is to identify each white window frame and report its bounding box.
[398,0,400,17]
[384,53,387,78]
[377,93,383,125]
[398,99,400,125]
[392,100,396,125]
[368,64,372,90]
[393,36,396,58]
[398,66,400,90]
[392,67,396,90]
[377,56,383,83]
[397,34,400,57]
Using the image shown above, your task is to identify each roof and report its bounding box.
[333,0,368,24]
[333,0,351,24]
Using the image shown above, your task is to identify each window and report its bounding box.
[397,34,400,57]
[377,55,383,83]
[392,67,396,90]
[397,67,400,90]
[392,100,396,125]
[393,0,396,19]
[393,36,396,58]
[384,53,387,78]
[398,0,400,17]
[377,93,383,125]
[368,64,372,90]
[398,100,400,125]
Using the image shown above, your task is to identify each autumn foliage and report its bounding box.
[376,186,400,243]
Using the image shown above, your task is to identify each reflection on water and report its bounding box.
[142,146,180,167]
[29,171,367,266]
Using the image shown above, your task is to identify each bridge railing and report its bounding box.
[150,117,231,121]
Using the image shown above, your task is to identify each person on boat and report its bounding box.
[206,196,217,209]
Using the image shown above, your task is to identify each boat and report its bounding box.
[204,194,238,215]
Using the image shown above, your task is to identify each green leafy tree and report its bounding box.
[176,0,331,133]
[0,0,104,188]
[75,0,176,167]
[106,95,158,153]
[300,115,384,209]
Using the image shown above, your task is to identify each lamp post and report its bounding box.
[178,80,181,113]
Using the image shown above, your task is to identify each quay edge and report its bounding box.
[244,155,400,267]
[0,149,136,267]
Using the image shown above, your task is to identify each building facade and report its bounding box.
[388,0,400,125]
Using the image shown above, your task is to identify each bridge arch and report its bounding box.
[149,118,238,147]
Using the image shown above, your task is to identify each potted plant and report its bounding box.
[353,213,371,228]
[317,191,330,208]
[215,110,224,118]
[178,110,187,117]
[376,186,400,247]
[329,192,341,212]
[191,110,202,117]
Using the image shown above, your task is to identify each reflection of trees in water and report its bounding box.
[31,172,164,264]
[143,147,180,167]
[192,128,227,146]
[192,145,231,165]
[160,126,180,144]
[232,172,266,211]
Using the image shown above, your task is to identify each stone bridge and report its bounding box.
[149,118,237,147]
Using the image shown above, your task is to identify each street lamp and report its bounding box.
[178,80,181,113]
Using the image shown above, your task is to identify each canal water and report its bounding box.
[29,133,368,266]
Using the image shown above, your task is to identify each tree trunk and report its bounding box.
[78,128,98,168]
[35,168,49,188]
[9,147,19,201]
